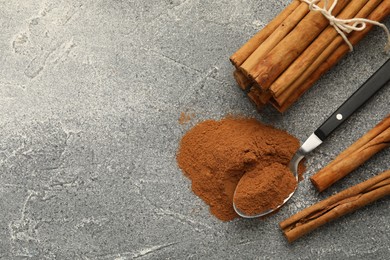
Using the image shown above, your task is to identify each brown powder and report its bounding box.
[179,112,195,125]
[233,162,297,216]
[176,116,304,221]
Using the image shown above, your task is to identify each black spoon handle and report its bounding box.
[314,59,390,141]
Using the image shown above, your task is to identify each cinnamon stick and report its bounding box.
[258,89,273,104]
[270,0,375,98]
[311,115,390,192]
[330,115,390,165]
[240,2,310,76]
[251,0,350,89]
[233,69,273,106]
[233,70,253,91]
[247,87,267,109]
[230,0,301,67]
[273,0,390,111]
[280,170,390,243]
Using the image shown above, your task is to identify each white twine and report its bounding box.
[301,0,390,52]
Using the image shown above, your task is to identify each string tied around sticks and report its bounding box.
[301,0,390,52]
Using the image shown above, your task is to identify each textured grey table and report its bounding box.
[0,0,389,259]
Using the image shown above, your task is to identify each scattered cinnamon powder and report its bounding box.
[177,116,305,221]
[179,112,195,125]
[233,162,297,216]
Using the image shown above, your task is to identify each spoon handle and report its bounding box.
[314,58,390,141]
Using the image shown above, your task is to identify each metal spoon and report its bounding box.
[233,58,390,218]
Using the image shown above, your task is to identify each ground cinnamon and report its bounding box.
[234,163,297,216]
[176,116,304,221]
[179,112,195,125]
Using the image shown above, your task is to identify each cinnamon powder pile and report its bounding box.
[177,116,304,221]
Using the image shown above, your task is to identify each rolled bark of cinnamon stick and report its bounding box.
[270,0,375,98]
[233,70,273,106]
[240,2,310,76]
[280,170,390,243]
[273,0,390,111]
[311,115,390,192]
[230,0,301,68]
[233,70,253,91]
[247,87,267,109]
[251,0,350,90]
[330,115,390,165]
[257,87,273,104]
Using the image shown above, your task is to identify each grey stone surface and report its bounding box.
[0,0,389,259]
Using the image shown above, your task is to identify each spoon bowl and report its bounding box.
[232,147,305,218]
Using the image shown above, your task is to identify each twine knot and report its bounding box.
[302,0,390,52]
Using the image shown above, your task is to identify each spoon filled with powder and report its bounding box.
[233,163,297,218]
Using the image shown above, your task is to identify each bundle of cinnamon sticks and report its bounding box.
[230,0,390,112]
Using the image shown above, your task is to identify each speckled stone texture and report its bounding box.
[0,0,389,259]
